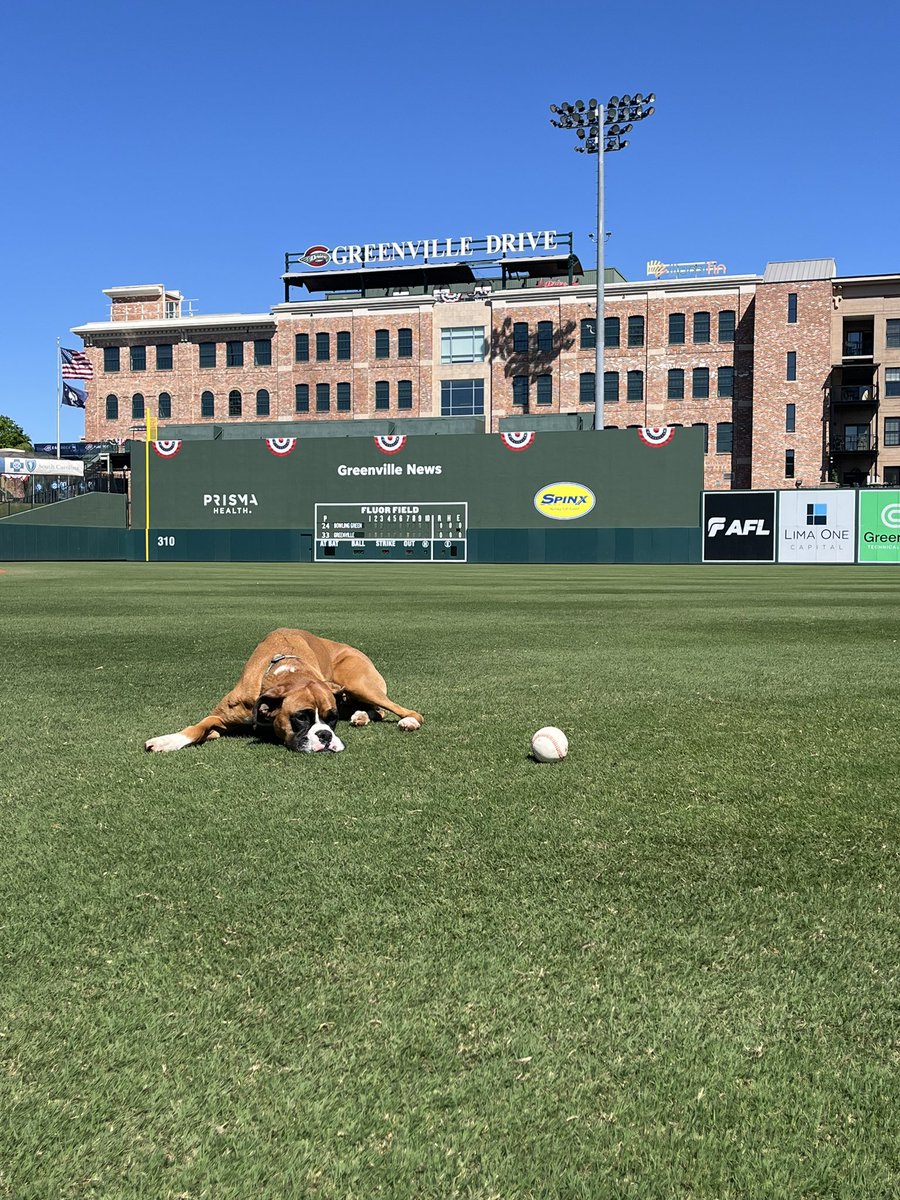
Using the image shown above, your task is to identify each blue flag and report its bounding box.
[61,381,87,409]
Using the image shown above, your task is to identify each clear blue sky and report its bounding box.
[3,0,898,445]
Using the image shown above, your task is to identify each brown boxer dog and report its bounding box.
[145,628,423,754]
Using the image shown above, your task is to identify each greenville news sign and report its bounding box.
[859,490,900,563]
[294,230,562,269]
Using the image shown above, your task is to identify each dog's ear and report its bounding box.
[323,680,345,696]
[253,689,285,726]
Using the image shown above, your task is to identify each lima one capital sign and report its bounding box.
[295,230,562,269]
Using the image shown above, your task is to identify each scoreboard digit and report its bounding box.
[315,502,468,562]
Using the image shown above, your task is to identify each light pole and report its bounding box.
[550,94,655,429]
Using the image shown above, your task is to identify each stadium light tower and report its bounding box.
[550,94,655,430]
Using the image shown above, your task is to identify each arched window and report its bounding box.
[105,394,119,420]
[256,389,270,416]
[158,392,171,419]
[228,390,242,418]
[201,390,215,418]
[131,393,145,420]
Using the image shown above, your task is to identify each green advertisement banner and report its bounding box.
[858,489,900,563]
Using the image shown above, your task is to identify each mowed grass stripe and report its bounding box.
[0,563,897,1199]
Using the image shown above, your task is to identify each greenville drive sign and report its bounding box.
[294,230,562,269]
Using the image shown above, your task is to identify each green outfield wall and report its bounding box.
[127,428,705,563]
[0,493,126,560]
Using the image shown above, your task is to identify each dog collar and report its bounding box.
[261,653,302,683]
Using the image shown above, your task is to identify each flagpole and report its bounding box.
[56,339,61,458]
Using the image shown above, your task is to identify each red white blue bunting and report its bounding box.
[151,440,182,458]
[374,434,407,455]
[499,431,536,452]
[265,437,298,457]
[637,426,675,447]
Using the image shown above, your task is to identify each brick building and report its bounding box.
[71,247,900,490]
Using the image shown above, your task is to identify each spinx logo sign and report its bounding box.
[707,517,771,537]
[534,482,596,521]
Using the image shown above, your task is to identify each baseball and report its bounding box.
[531,726,568,763]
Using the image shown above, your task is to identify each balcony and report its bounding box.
[837,384,877,405]
[842,333,874,359]
[830,433,878,453]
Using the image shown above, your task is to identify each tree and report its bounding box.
[0,414,33,451]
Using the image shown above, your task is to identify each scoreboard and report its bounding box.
[315,501,468,562]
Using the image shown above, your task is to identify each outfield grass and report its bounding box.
[1,562,898,1199]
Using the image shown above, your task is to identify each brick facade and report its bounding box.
[72,261,900,490]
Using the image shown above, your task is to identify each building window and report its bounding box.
[513,322,529,352]
[668,313,685,345]
[604,316,620,348]
[294,384,309,413]
[787,293,798,324]
[537,322,553,352]
[295,333,309,362]
[337,382,351,412]
[717,366,734,398]
[397,380,413,409]
[226,340,244,368]
[693,422,709,452]
[156,344,173,371]
[337,331,351,360]
[254,339,272,366]
[375,329,390,358]
[885,466,900,486]
[440,379,484,416]
[580,319,596,349]
[627,315,645,347]
[785,448,795,478]
[105,394,118,420]
[886,367,900,397]
[228,390,242,417]
[441,326,486,363]
[667,369,684,400]
[886,319,900,349]
[158,392,172,419]
[718,311,736,342]
[316,383,330,412]
[315,332,330,362]
[512,376,529,407]
[131,393,145,420]
[130,345,146,372]
[692,367,710,399]
[375,380,390,410]
[536,374,552,405]
[579,372,595,404]
[256,389,270,416]
[884,417,900,446]
[397,328,413,358]
[103,346,120,373]
[693,312,711,343]
[786,351,797,381]
[716,422,734,454]
[604,371,619,403]
[200,390,215,418]
[199,342,216,369]
[785,403,796,433]
[626,370,644,402]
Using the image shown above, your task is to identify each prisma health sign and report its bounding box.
[858,489,900,563]
[702,492,776,562]
[777,491,855,563]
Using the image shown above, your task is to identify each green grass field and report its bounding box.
[1,562,898,1199]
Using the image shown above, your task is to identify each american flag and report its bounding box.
[60,346,94,379]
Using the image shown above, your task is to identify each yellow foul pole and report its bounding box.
[144,408,158,562]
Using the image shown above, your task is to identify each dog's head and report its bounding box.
[252,677,345,753]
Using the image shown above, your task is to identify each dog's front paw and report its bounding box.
[145,732,191,752]
[350,711,370,727]
[398,717,421,732]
